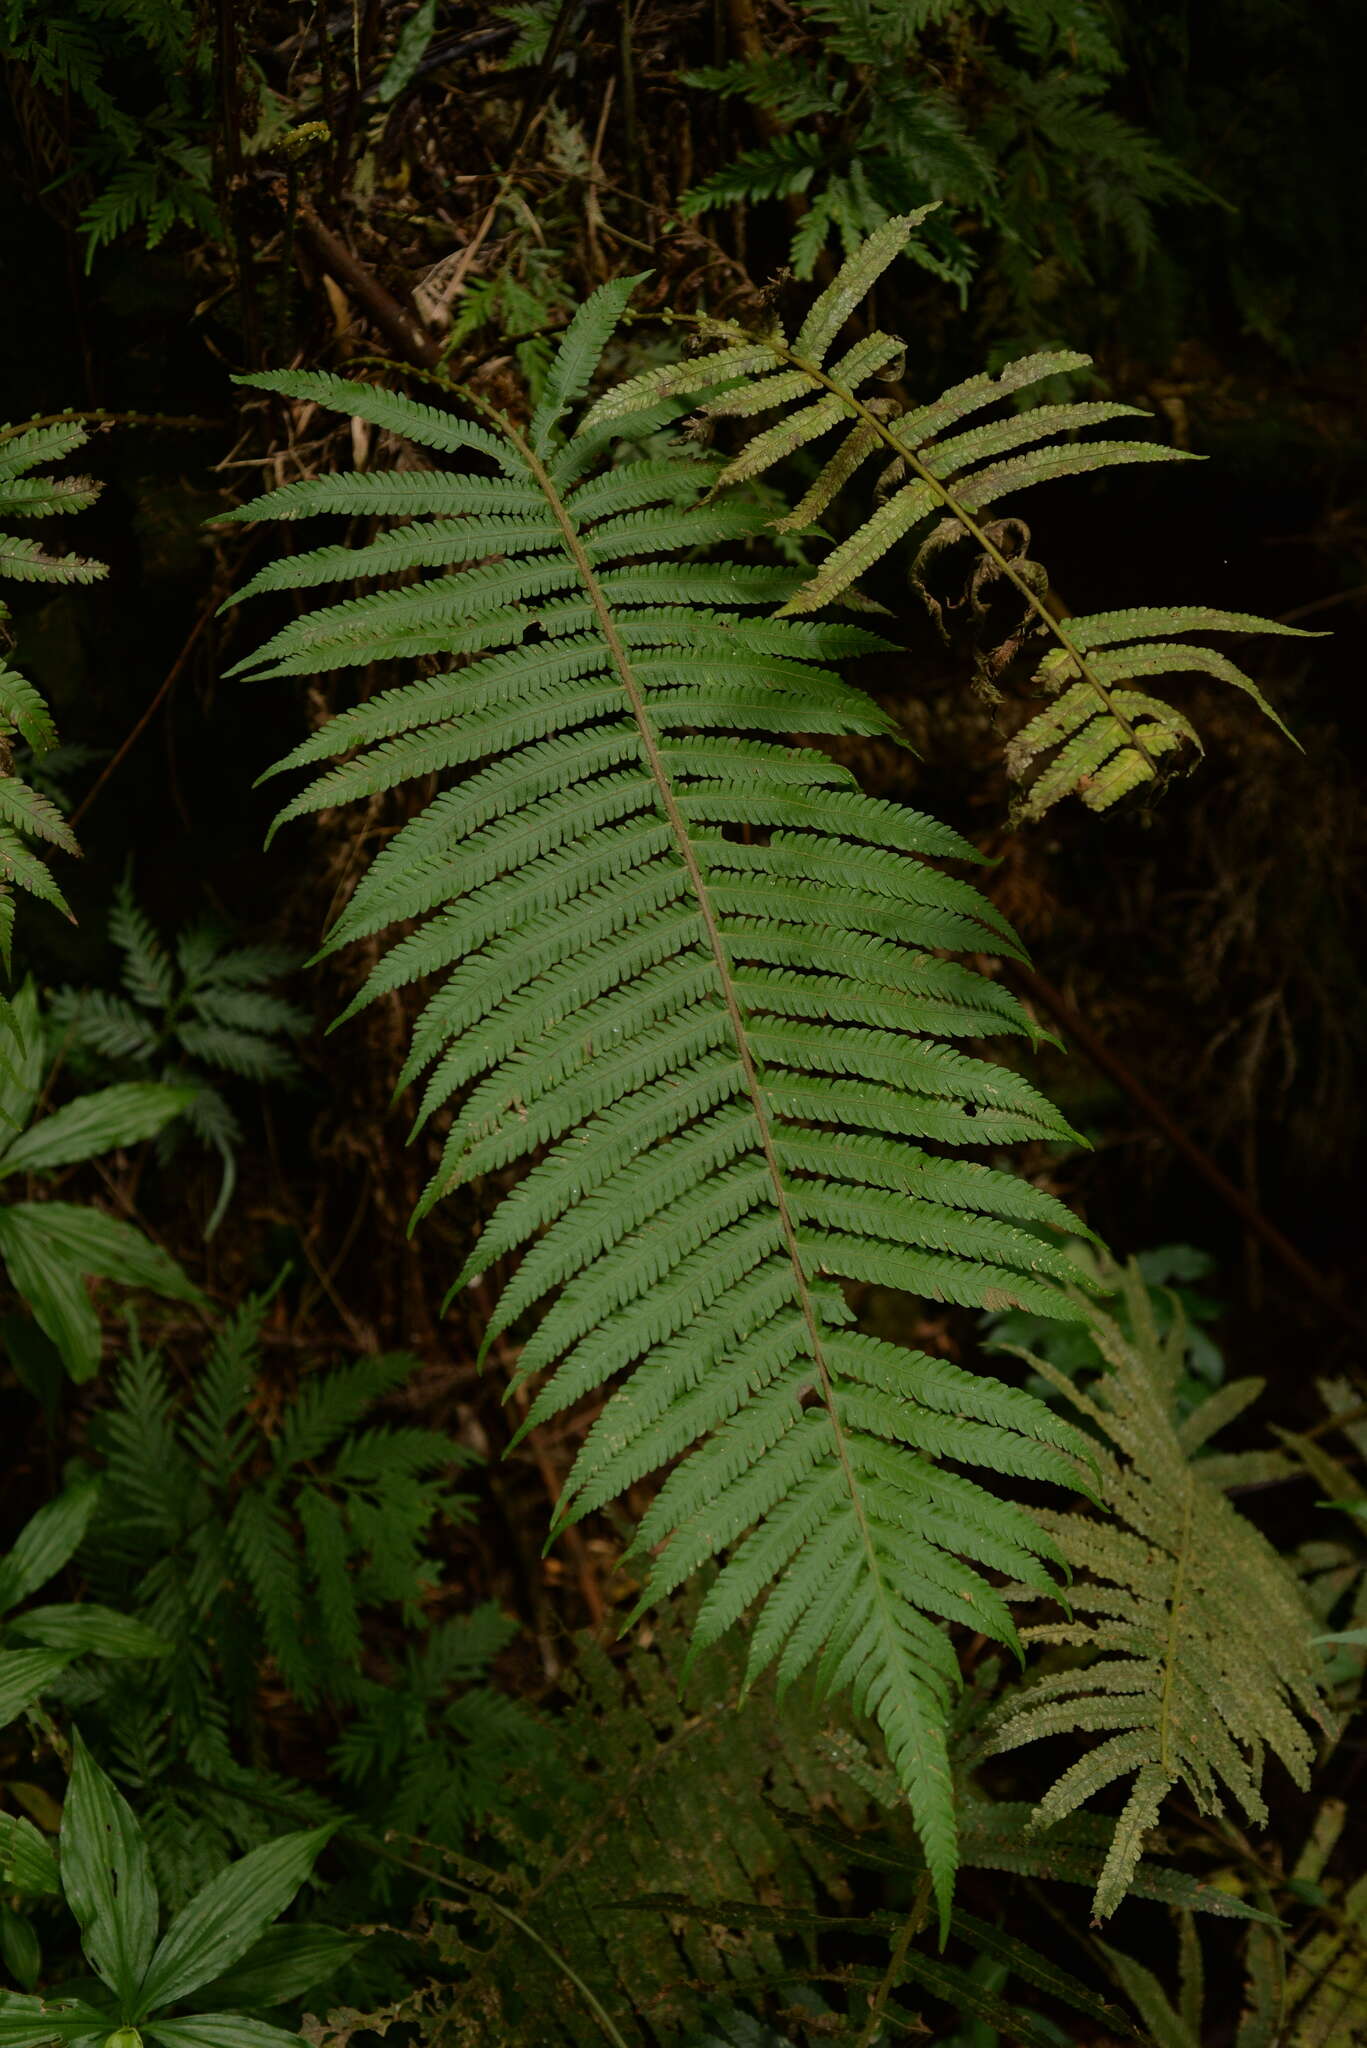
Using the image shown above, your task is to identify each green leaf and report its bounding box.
[0,1815,60,1898]
[0,659,59,749]
[0,777,78,855]
[0,1479,100,1613]
[0,1993,115,2045]
[134,1828,334,2019]
[231,322,1105,1939]
[189,1925,361,2009]
[0,1649,73,1729]
[60,1732,160,2008]
[0,1213,102,1384]
[7,1606,169,1659]
[0,423,90,486]
[0,1901,41,1991]
[988,1262,1327,1919]
[0,1205,200,1383]
[1102,1943,1198,2048]
[0,1085,195,1178]
[0,1203,199,1298]
[0,985,44,1136]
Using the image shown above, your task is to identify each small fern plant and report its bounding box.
[49,874,310,1235]
[584,212,1314,822]
[0,0,216,267]
[224,281,1109,1927]
[0,982,200,1383]
[984,1261,1329,1920]
[677,0,1211,305]
[67,1297,542,1900]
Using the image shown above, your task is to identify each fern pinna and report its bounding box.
[584,212,1312,822]
[226,281,1099,1923]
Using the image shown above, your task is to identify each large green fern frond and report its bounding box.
[580,213,1317,822]
[985,1261,1329,1921]
[228,284,1101,1925]
[0,417,106,966]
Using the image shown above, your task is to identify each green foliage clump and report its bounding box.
[0,981,199,1384]
[0,0,216,266]
[49,874,311,1234]
[63,1298,543,1901]
[0,1734,344,2046]
[677,0,1211,311]
[0,1475,167,1738]
[368,1611,867,2047]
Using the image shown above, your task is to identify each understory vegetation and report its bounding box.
[1,5,1365,2045]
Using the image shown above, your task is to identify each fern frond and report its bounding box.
[986,1261,1329,1919]
[580,221,1313,820]
[0,420,107,954]
[230,313,1103,1926]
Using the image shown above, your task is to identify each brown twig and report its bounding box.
[294,205,442,368]
[68,602,215,830]
[1012,962,1367,1340]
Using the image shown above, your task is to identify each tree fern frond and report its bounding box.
[580,223,1314,820]
[230,324,1103,1928]
[986,1261,1329,1919]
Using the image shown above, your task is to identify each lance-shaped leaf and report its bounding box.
[60,1734,159,2007]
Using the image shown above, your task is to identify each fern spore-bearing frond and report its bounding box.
[229,285,1101,1924]
[581,213,1316,821]
[986,1262,1329,1920]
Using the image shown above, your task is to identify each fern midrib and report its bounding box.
[686,319,1161,778]
[1157,1468,1195,1776]
[508,418,895,1628]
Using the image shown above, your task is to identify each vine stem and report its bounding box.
[663,310,1163,778]
[856,1872,932,2048]
[0,411,219,443]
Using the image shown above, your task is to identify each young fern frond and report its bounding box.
[581,214,1315,822]
[229,284,1101,1927]
[986,1262,1329,1921]
[0,417,106,965]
